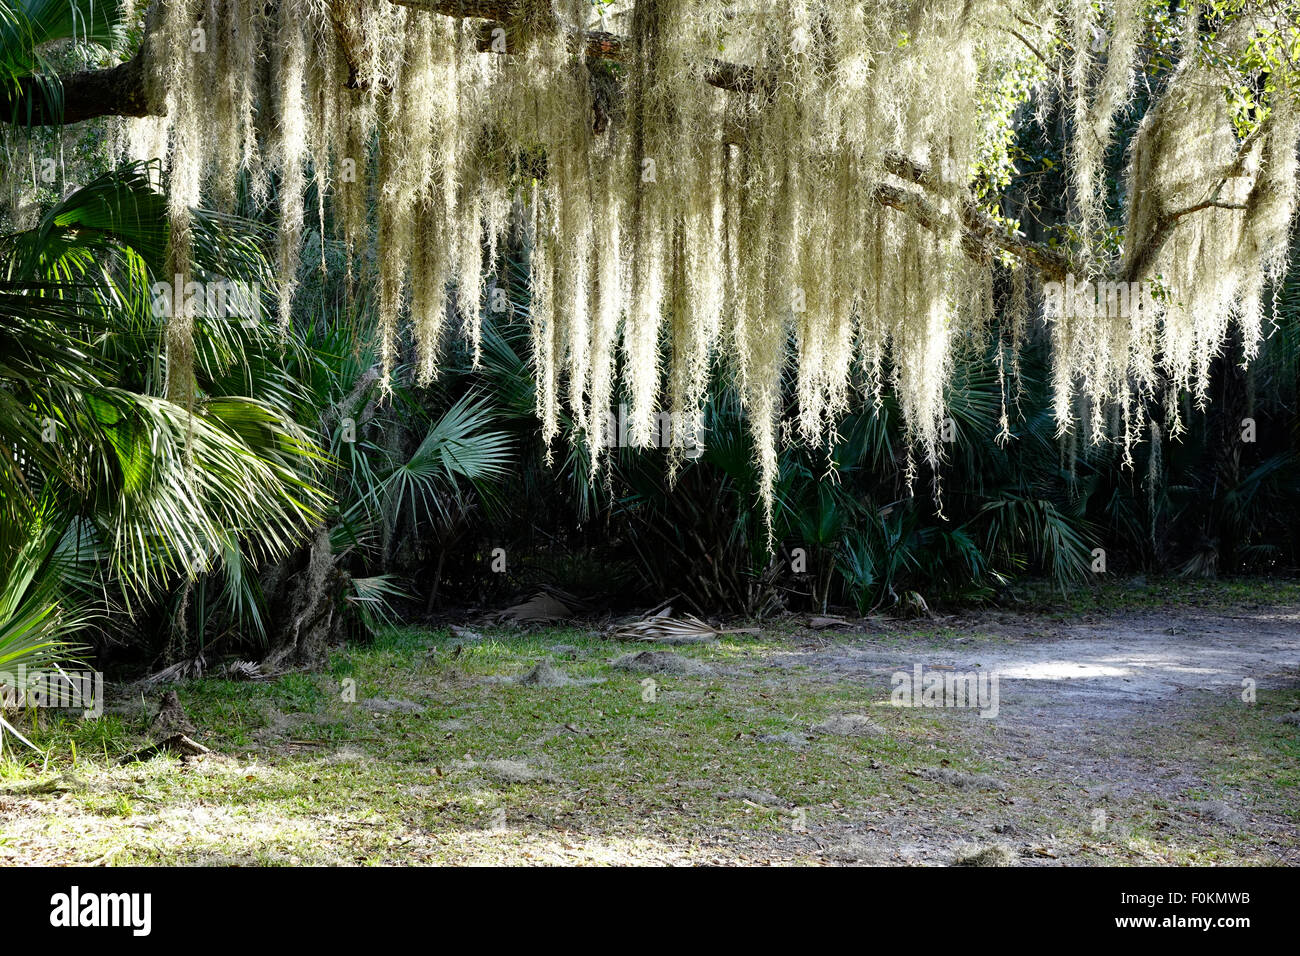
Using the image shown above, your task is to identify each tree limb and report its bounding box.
[1121,123,1265,285]
[392,0,757,91]
[879,154,1070,278]
[0,44,150,125]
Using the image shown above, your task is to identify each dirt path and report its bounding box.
[753,605,1300,864]
[780,605,1300,719]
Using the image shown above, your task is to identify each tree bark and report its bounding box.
[261,526,347,671]
[1,45,151,125]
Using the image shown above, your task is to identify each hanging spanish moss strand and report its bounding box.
[150,0,206,405]
[273,3,310,332]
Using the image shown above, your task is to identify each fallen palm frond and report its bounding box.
[492,589,581,624]
[221,660,265,681]
[140,655,206,685]
[611,608,758,644]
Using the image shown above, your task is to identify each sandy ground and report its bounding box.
[782,605,1300,721]
[748,605,1300,864]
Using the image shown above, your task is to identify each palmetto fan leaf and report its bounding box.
[2,163,327,615]
[380,391,512,532]
[83,390,326,598]
[0,497,88,671]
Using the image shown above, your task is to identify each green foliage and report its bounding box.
[443,227,1300,618]
[0,162,327,692]
[0,0,126,123]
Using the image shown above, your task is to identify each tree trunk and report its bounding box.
[261,526,346,671]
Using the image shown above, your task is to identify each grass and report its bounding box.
[0,627,987,864]
[1016,575,1300,615]
[1042,688,1300,864]
[0,608,1296,865]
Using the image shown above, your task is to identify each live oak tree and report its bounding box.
[7,0,1299,533]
